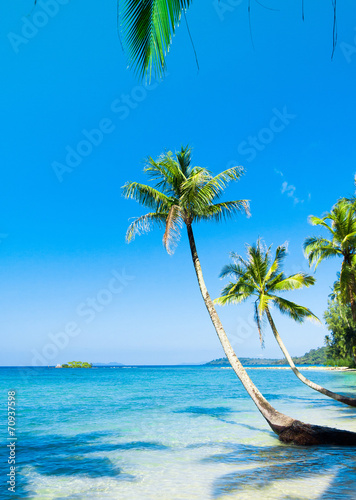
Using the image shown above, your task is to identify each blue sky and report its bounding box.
[1,0,356,365]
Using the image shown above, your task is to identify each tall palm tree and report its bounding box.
[122,146,356,445]
[304,199,356,322]
[215,239,356,407]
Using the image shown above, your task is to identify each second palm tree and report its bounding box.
[215,239,356,407]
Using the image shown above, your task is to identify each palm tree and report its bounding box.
[304,199,356,322]
[122,145,356,445]
[214,239,356,407]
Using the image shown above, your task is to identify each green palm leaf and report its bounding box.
[119,0,192,80]
[270,296,319,323]
[214,281,254,306]
[304,236,341,268]
[202,166,246,202]
[122,181,172,210]
[163,204,183,254]
[269,273,316,292]
[264,245,287,282]
[200,200,250,222]
[219,263,246,280]
[126,211,168,242]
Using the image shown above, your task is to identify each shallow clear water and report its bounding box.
[1,366,356,499]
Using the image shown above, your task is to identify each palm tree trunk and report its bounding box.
[344,257,356,322]
[265,307,356,407]
[349,283,356,323]
[186,224,356,445]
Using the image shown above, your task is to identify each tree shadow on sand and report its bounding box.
[203,443,356,499]
[8,430,169,498]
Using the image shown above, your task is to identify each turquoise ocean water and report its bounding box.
[1,366,356,499]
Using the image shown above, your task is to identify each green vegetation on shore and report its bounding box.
[206,357,279,366]
[325,300,356,368]
[206,347,327,367]
[275,347,327,366]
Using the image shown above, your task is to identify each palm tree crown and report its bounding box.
[304,199,356,268]
[304,199,356,318]
[215,239,318,342]
[122,146,249,252]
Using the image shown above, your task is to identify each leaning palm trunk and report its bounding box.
[265,307,356,408]
[348,282,356,323]
[187,224,356,445]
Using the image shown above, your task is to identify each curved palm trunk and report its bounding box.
[186,224,356,445]
[349,284,356,323]
[265,307,356,408]
[344,257,356,323]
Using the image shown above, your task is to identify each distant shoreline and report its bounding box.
[221,366,356,371]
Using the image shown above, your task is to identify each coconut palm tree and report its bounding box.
[304,199,356,322]
[215,239,356,407]
[122,145,356,445]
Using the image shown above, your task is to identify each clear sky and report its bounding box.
[1,0,356,365]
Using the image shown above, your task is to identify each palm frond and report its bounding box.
[144,156,178,195]
[269,273,316,292]
[176,145,192,177]
[219,263,246,280]
[248,241,269,288]
[125,211,168,242]
[122,181,172,210]
[258,291,270,316]
[341,231,356,246]
[229,251,250,270]
[119,0,192,80]
[270,296,320,323]
[303,236,341,268]
[200,200,250,222]
[264,271,285,291]
[201,165,246,202]
[254,300,264,347]
[163,204,183,254]
[214,281,255,306]
[308,215,335,235]
[264,245,287,282]
[180,168,213,213]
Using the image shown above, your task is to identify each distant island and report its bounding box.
[205,347,327,367]
[61,361,93,368]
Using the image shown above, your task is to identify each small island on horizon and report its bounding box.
[63,346,327,368]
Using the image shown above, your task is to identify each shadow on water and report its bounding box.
[204,443,356,499]
[175,406,234,418]
[0,444,35,500]
[174,405,242,426]
[176,406,273,435]
[3,430,169,498]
